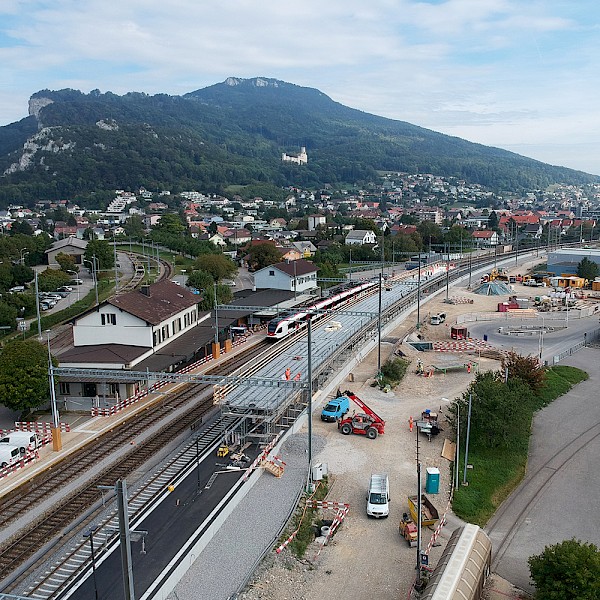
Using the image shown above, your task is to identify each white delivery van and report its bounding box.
[366,473,390,518]
[0,431,41,454]
[0,445,21,468]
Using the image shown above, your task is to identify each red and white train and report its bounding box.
[266,280,378,340]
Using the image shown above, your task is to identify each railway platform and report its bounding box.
[0,332,266,500]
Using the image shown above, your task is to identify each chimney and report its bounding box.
[141,285,151,297]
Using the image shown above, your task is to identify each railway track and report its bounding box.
[0,246,548,592]
[0,340,270,582]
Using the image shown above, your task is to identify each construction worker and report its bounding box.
[409,416,414,432]
[285,367,291,380]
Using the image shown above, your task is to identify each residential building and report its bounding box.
[46,237,88,267]
[253,259,318,293]
[345,229,378,246]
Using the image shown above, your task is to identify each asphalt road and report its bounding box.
[486,348,600,592]
[467,316,595,364]
[60,445,257,600]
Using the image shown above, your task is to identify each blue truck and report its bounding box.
[321,395,350,422]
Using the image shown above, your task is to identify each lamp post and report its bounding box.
[46,330,62,451]
[416,252,421,329]
[84,525,100,600]
[377,273,382,381]
[213,282,219,345]
[84,257,99,306]
[35,270,42,340]
[462,393,472,486]
[20,249,29,265]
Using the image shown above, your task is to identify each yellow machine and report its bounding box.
[216,444,229,458]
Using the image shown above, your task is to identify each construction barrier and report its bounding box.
[0,450,40,480]
[13,422,71,433]
[242,431,284,482]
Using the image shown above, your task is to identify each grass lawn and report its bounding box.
[453,365,588,525]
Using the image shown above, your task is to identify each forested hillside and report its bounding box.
[0,78,597,208]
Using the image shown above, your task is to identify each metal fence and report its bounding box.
[552,327,600,364]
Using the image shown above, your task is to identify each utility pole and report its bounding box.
[213,282,219,344]
[463,393,472,486]
[445,243,450,302]
[113,241,119,292]
[377,274,382,381]
[455,403,460,490]
[117,479,135,600]
[416,252,421,328]
[307,319,313,487]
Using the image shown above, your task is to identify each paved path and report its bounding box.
[486,348,600,592]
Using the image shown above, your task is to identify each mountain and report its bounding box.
[0,77,597,208]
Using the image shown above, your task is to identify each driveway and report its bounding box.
[486,348,600,592]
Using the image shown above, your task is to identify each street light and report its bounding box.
[83,524,100,600]
[84,257,99,306]
[20,249,29,265]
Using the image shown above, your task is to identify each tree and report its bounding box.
[55,252,78,273]
[37,268,72,292]
[246,243,283,271]
[500,351,546,392]
[193,254,237,282]
[10,264,34,287]
[0,339,56,412]
[84,239,114,271]
[123,215,145,239]
[153,213,187,236]
[488,211,499,230]
[576,257,599,281]
[186,271,232,310]
[10,220,34,236]
[0,301,18,330]
[528,539,600,600]
[448,371,533,449]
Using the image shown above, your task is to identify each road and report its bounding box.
[467,316,594,364]
[486,348,600,592]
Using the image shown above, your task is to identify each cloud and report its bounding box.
[0,1,599,174]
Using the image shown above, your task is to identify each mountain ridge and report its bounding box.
[0,77,597,207]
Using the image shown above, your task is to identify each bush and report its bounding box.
[380,357,409,388]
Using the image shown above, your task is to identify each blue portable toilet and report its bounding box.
[425,467,440,494]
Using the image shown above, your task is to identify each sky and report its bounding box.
[1,1,600,175]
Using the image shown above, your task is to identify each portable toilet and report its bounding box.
[425,467,440,494]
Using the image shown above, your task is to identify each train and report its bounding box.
[420,524,492,600]
[266,280,378,340]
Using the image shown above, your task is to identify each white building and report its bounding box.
[345,229,377,246]
[308,215,326,231]
[253,259,318,293]
[282,146,308,165]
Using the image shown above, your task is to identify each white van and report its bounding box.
[366,473,390,518]
[0,431,41,454]
[0,445,21,468]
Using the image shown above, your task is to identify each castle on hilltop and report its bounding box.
[282,147,308,165]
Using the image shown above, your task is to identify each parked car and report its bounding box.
[0,432,41,454]
[57,285,73,292]
[8,286,25,293]
[0,445,20,468]
[54,290,69,298]
[70,279,84,285]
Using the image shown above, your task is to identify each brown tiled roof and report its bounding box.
[57,344,147,365]
[107,280,199,325]
[272,259,318,276]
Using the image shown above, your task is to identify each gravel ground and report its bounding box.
[238,261,545,600]
[167,434,326,600]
